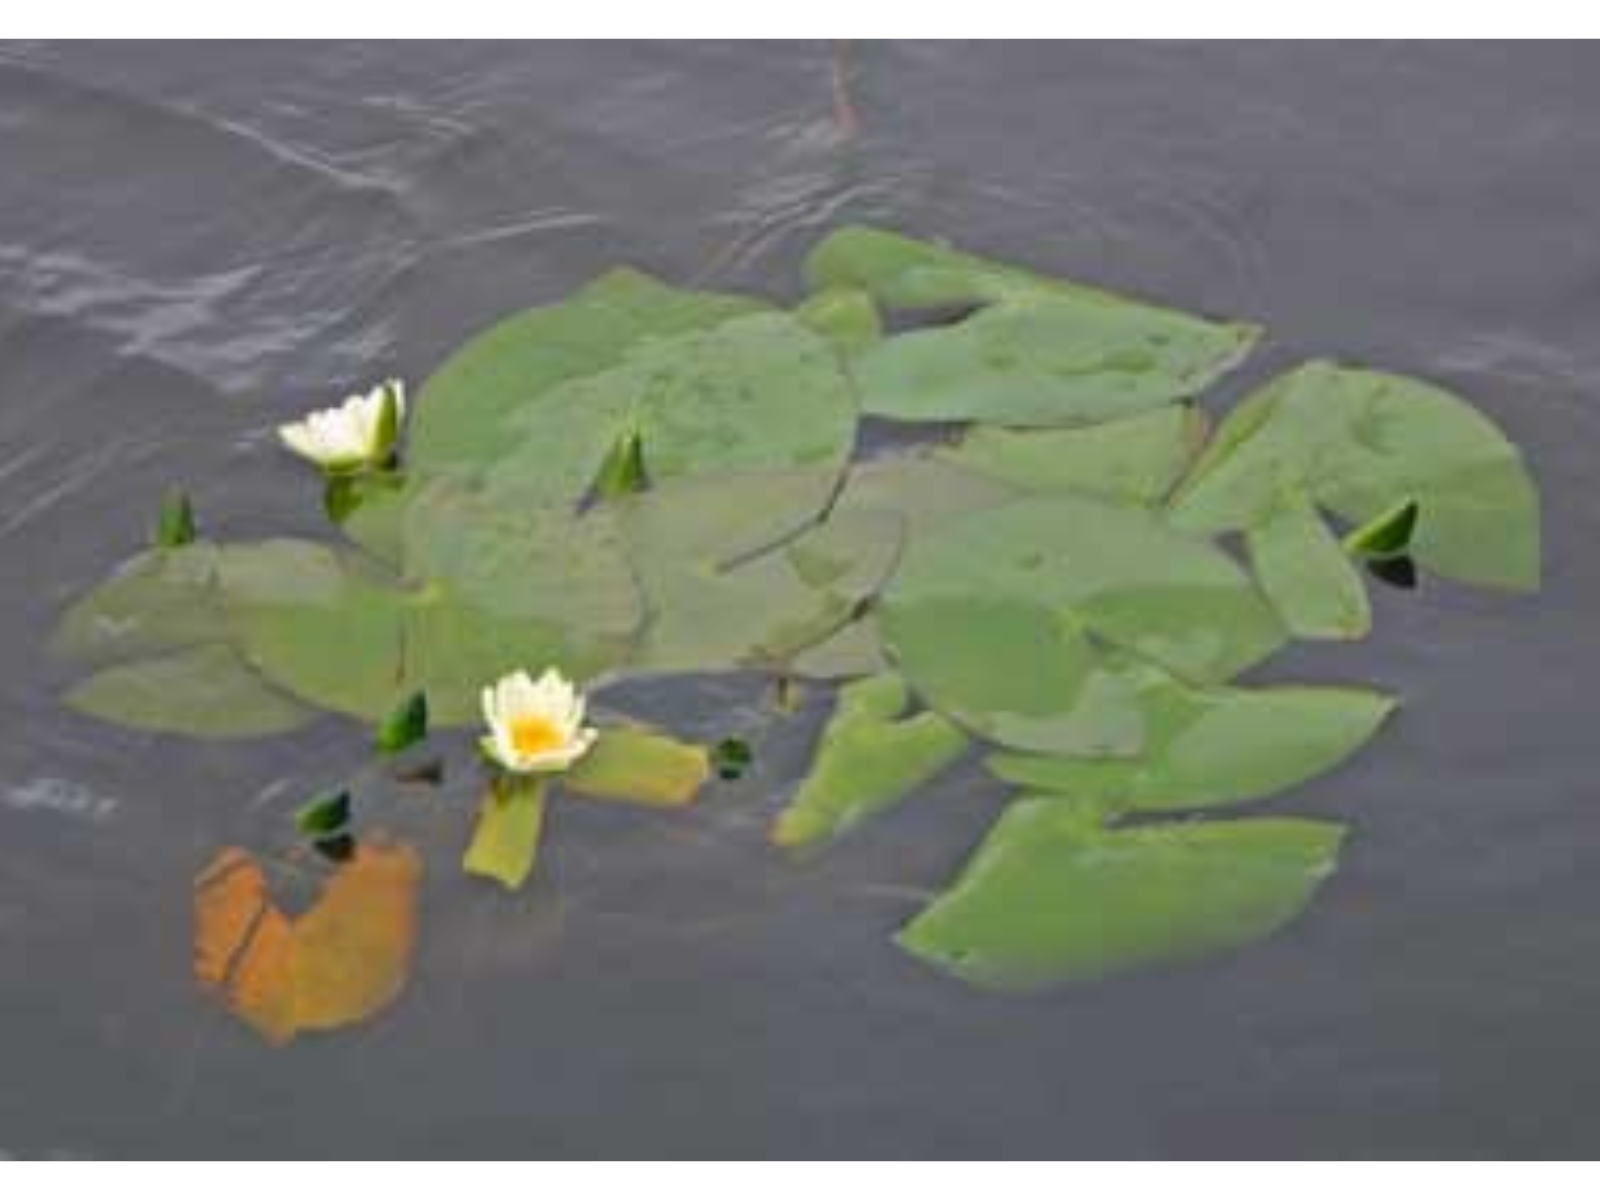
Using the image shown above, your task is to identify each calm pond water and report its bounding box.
[2,41,1598,1158]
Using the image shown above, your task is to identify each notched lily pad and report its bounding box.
[988,663,1395,813]
[772,673,968,851]
[898,801,1347,989]
[1170,361,1540,591]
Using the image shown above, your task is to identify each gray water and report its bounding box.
[1,41,1597,1159]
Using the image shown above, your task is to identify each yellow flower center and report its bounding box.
[509,713,566,759]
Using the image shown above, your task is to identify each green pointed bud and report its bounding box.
[376,690,429,755]
[1343,497,1419,560]
[593,425,649,499]
[153,488,197,548]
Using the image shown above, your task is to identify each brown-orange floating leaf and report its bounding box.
[193,840,422,1045]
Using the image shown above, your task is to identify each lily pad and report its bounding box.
[50,543,226,667]
[475,309,859,515]
[66,642,314,739]
[771,673,968,850]
[988,663,1395,812]
[880,495,1285,754]
[1169,361,1541,591]
[194,839,422,1044]
[464,776,548,891]
[562,726,710,808]
[795,285,883,361]
[805,226,1257,427]
[1246,492,1371,640]
[408,267,765,475]
[830,452,1019,538]
[853,293,1258,427]
[897,800,1346,988]
[614,469,903,675]
[939,404,1207,505]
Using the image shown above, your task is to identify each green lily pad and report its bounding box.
[562,726,709,807]
[65,643,313,739]
[853,292,1258,427]
[880,496,1285,755]
[1169,361,1541,591]
[830,452,1019,538]
[463,776,548,891]
[771,673,968,850]
[476,309,859,515]
[897,800,1347,988]
[219,541,410,721]
[939,404,1208,505]
[795,285,884,360]
[614,469,903,675]
[988,663,1395,812]
[50,543,226,667]
[1246,492,1371,641]
[806,224,1150,311]
[409,267,765,476]
[787,614,890,680]
[325,471,410,565]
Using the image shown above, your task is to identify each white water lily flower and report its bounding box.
[278,379,406,473]
[480,668,599,775]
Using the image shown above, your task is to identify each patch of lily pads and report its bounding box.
[55,224,1541,1012]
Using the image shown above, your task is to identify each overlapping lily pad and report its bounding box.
[806,225,1259,427]
[880,494,1286,755]
[1169,361,1541,591]
[987,660,1395,813]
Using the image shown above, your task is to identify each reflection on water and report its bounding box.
[1,41,1598,1157]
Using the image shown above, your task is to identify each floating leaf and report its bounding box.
[853,293,1257,427]
[325,471,409,565]
[408,268,765,476]
[772,673,968,850]
[898,801,1346,989]
[562,726,710,807]
[795,285,883,360]
[880,495,1285,754]
[806,224,1139,311]
[295,790,352,838]
[51,543,226,667]
[1344,496,1420,560]
[376,691,429,755]
[805,226,1257,427]
[830,453,1018,538]
[194,840,421,1044]
[66,643,313,739]
[477,310,858,515]
[1246,493,1371,640]
[616,470,903,675]
[464,776,549,891]
[154,488,197,548]
[220,541,410,721]
[1170,362,1540,591]
[787,614,890,680]
[988,663,1395,812]
[939,404,1207,506]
